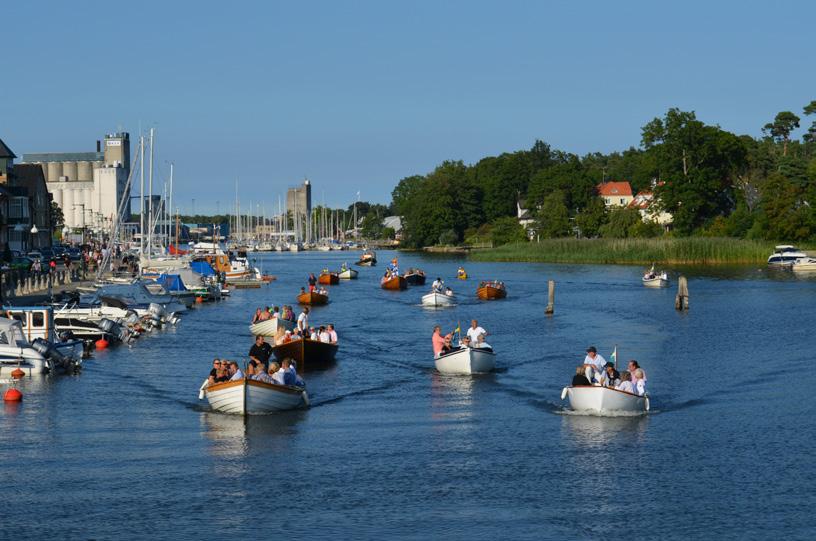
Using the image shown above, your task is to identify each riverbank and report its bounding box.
[468,237,799,265]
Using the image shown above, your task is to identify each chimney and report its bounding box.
[96,140,101,152]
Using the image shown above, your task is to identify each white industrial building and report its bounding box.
[21,132,131,231]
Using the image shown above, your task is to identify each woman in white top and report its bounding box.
[615,371,635,394]
[632,368,647,396]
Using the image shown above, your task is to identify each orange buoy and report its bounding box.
[4,388,23,402]
[95,338,109,349]
[11,368,25,380]
[196,296,204,304]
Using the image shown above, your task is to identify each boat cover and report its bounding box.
[190,261,217,277]
[158,274,187,292]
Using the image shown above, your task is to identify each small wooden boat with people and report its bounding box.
[561,385,649,415]
[318,271,340,285]
[435,346,496,375]
[338,264,358,279]
[642,264,669,288]
[381,274,407,290]
[403,268,427,286]
[201,378,309,415]
[297,291,329,305]
[476,280,506,300]
[356,249,377,266]
[421,289,456,308]
[271,338,338,371]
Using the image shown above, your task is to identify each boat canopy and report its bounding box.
[190,261,217,277]
[158,274,187,292]
[0,318,29,346]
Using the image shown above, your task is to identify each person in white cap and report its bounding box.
[583,346,606,384]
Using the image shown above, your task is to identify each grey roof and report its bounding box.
[0,138,16,159]
[22,151,103,163]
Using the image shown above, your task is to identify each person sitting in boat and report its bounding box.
[632,368,647,396]
[432,277,444,292]
[308,273,317,292]
[214,361,230,383]
[602,362,620,388]
[269,362,284,385]
[473,334,492,351]
[258,307,271,321]
[572,365,591,386]
[341,262,348,272]
[278,358,298,386]
[272,306,280,319]
[317,286,328,295]
[309,326,318,340]
[251,308,262,324]
[327,324,338,344]
[628,360,647,387]
[249,335,272,372]
[457,266,466,278]
[432,326,446,358]
[286,359,305,387]
[319,325,330,343]
[251,363,270,382]
[583,346,607,384]
[459,336,472,349]
[615,371,635,393]
[208,358,221,384]
[228,361,244,381]
[445,287,454,297]
[441,334,454,355]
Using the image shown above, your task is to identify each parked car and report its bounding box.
[9,256,34,271]
[39,247,54,260]
[67,248,82,261]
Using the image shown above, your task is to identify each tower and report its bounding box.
[103,132,130,170]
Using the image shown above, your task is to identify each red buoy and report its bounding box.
[196,296,204,304]
[95,338,109,350]
[4,388,23,402]
[11,368,25,380]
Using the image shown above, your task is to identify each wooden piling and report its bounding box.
[545,280,555,315]
[675,275,689,311]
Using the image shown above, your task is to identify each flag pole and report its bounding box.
[614,344,618,370]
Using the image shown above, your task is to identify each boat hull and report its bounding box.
[204,378,308,415]
[562,385,649,415]
[381,276,407,290]
[404,273,426,286]
[338,269,358,279]
[477,286,506,300]
[434,347,495,375]
[792,258,816,272]
[271,338,338,371]
[249,318,295,337]
[642,277,669,288]
[318,273,340,285]
[297,292,329,305]
[421,292,456,307]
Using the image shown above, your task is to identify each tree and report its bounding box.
[804,100,816,143]
[758,172,814,240]
[489,216,527,246]
[50,201,64,228]
[599,207,642,238]
[763,111,801,156]
[536,191,571,238]
[574,197,607,238]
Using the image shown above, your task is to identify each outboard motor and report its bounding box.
[31,338,81,374]
[98,318,125,343]
[58,330,76,342]
[125,311,140,326]
[148,303,166,327]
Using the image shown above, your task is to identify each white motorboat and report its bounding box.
[435,346,495,375]
[561,385,649,415]
[87,281,187,314]
[768,245,808,266]
[792,257,816,272]
[249,317,296,337]
[642,265,669,288]
[421,290,456,307]
[201,378,309,415]
[3,306,84,369]
[0,318,49,376]
[338,267,358,279]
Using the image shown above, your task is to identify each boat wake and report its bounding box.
[310,376,416,407]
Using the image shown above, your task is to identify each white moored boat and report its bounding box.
[421,291,456,307]
[201,378,309,415]
[0,318,49,377]
[792,257,816,272]
[435,347,495,375]
[768,245,808,266]
[249,318,295,337]
[561,385,649,415]
[338,268,358,279]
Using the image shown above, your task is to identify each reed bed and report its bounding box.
[469,238,782,265]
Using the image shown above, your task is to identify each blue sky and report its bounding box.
[3,1,814,213]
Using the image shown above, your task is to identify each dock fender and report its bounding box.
[302,391,310,407]
[198,378,209,400]
[645,395,650,412]
[560,387,569,400]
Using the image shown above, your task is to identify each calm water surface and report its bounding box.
[2,251,815,540]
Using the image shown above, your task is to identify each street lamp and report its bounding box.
[30,224,39,251]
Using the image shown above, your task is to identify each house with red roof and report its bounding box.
[596,181,633,208]
[627,182,673,228]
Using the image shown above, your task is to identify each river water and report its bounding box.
[1,251,814,540]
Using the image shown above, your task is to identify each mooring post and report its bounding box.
[675,275,689,311]
[545,279,555,315]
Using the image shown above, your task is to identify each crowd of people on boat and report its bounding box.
[251,305,298,324]
[431,319,492,357]
[431,277,454,296]
[571,346,647,396]
[478,280,505,290]
[207,353,304,388]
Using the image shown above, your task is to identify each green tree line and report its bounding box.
[391,103,816,247]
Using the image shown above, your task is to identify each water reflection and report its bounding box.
[561,413,650,450]
[200,410,309,464]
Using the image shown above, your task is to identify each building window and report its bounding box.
[620,198,625,205]
[10,198,29,219]
[32,312,44,327]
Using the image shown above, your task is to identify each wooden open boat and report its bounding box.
[381,275,407,290]
[297,291,329,305]
[319,272,340,285]
[338,268,358,279]
[356,250,377,266]
[249,317,295,337]
[435,347,495,375]
[561,385,649,415]
[404,270,426,286]
[421,291,456,307]
[271,338,338,371]
[477,282,506,300]
[202,378,309,415]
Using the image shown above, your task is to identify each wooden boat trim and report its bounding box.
[245,378,305,395]
[569,384,644,399]
[205,379,245,392]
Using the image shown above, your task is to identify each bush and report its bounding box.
[490,216,527,246]
[438,229,459,246]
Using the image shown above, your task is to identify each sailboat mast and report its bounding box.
[139,135,145,256]
[147,127,155,259]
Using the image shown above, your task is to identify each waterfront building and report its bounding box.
[597,181,634,208]
[286,179,312,241]
[21,132,131,230]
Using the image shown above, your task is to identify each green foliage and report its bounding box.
[757,172,815,241]
[490,216,527,246]
[763,111,800,155]
[536,191,571,238]
[574,197,607,238]
[50,201,64,227]
[438,229,459,246]
[804,100,816,143]
[599,207,642,238]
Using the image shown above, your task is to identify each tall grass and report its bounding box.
[469,237,784,265]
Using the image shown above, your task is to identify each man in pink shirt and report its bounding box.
[432,326,446,357]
